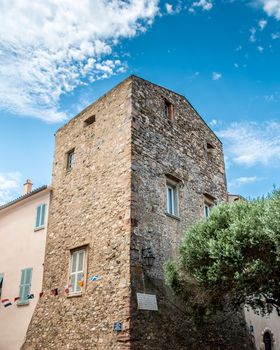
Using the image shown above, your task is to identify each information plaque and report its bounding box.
[136,292,158,311]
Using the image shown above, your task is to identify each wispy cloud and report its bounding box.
[218,121,280,166]
[228,176,261,188]
[0,172,22,205]
[258,19,267,30]
[249,27,257,42]
[0,0,159,122]
[212,72,222,80]
[165,2,181,14]
[271,32,280,39]
[189,0,213,13]
[209,118,222,127]
[165,3,174,13]
[264,92,279,101]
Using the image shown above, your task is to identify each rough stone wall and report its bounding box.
[129,76,252,349]
[23,75,253,350]
[130,76,227,279]
[23,78,133,350]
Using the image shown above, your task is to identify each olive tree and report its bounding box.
[165,190,280,315]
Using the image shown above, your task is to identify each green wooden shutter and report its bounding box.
[35,206,41,228]
[40,204,46,227]
[18,268,32,305]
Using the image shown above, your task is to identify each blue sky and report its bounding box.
[0,0,280,204]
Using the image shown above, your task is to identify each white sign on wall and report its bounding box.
[136,292,158,311]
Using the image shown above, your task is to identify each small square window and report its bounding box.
[84,115,96,126]
[166,179,179,216]
[69,248,86,295]
[163,99,174,120]
[67,149,75,170]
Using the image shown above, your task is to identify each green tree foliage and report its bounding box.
[165,190,280,314]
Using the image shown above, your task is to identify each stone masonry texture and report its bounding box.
[23,76,253,350]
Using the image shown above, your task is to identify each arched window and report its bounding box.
[263,332,272,350]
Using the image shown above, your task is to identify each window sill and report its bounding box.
[67,292,83,298]
[34,226,45,232]
[165,212,180,221]
[17,300,30,306]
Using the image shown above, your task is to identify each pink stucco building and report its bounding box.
[0,180,50,350]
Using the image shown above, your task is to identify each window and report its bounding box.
[203,194,215,218]
[67,149,75,170]
[166,179,179,216]
[69,248,86,294]
[18,268,32,305]
[204,203,213,218]
[84,115,96,126]
[263,332,272,350]
[206,142,215,157]
[0,273,3,299]
[35,203,46,229]
[163,99,174,120]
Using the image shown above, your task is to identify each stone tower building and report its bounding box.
[23,76,251,349]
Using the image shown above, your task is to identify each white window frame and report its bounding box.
[69,248,86,295]
[166,179,179,216]
[35,203,46,229]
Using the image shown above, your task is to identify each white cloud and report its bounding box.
[0,0,159,122]
[189,0,213,12]
[261,0,280,20]
[0,172,22,205]
[228,176,260,188]
[165,3,174,14]
[271,32,280,39]
[217,121,280,166]
[257,45,264,52]
[212,72,222,80]
[249,27,257,42]
[209,118,222,126]
[165,2,182,14]
[264,91,279,101]
[258,19,267,30]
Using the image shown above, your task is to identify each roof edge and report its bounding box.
[0,185,50,211]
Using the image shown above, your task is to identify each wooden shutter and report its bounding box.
[40,204,46,227]
[18,268,32,304]
[35,205,41,228]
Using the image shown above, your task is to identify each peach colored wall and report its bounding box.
[0,189,50,350]
[245,307,280,349]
